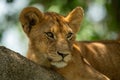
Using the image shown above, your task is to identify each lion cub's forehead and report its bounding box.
[44,12,72,33]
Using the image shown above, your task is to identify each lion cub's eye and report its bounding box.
[45,32,54,39]
[66,32,73,40]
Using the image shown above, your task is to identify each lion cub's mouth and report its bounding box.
[51,60,68,68]
[48,52,72,68]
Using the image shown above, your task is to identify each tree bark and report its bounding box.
[0,46,64,80]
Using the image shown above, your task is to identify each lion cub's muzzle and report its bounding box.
[48,50,72,68]
[57,51,69,59]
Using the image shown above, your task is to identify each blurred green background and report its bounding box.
[0,0,120,55]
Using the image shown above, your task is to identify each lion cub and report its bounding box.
[19,7,109,80]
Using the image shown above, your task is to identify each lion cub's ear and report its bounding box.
[19,7,44,34]
[65,7,84,33]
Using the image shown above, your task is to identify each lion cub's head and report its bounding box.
[19,7,84,68]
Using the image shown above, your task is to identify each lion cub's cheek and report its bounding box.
[64,54,72,62]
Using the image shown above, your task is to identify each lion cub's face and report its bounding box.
[19,7,83,68]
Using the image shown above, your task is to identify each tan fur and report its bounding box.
[54,44,110,80]
[19,7,83,68]
[19,7,110,80]
[77,41,120,80]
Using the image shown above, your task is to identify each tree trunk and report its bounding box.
[0,46,64,80]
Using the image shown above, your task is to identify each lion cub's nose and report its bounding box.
[57,51,69,58]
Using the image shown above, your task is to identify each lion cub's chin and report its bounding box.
[51,61,68,68]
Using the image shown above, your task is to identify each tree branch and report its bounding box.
[0,46,64,80]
